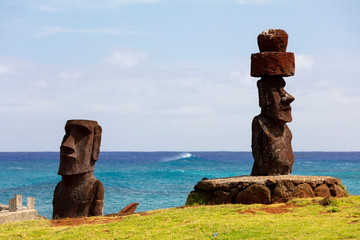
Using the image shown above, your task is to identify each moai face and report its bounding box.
[258,77,295,123]
[58,120,102,175]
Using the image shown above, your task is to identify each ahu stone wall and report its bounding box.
[186,175,347,206]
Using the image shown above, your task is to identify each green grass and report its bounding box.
[185,191,209,206]
[1,196,359,239]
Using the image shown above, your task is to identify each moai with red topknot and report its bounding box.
[250,29,295,176]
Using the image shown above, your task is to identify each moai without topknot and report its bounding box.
[53,120,104,219]
[250,29,295,176]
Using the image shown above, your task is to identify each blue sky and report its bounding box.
[0,0,359,151]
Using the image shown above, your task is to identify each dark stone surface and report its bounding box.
[251,115,294,176]
[195,180,216,191]
[296,183,315,198]
[306,181,317,188]
[319,197,331,206]
[256,77,295,123]
[325,178,339,186]
[257,29,288,52]
[314,184,331,198]
[251,52,295,77]
[211,190,232,204]
[186,176,347,206]
[118,203,139,216]
[230,188,239,198]
[53,120,104,219]
[235,184,271,204]
[272,180,297,203]
[330,185,346,197]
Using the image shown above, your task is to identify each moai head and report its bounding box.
[58,120,102,175]
[257,77,295,123]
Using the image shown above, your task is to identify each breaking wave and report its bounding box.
[160,153,195,162]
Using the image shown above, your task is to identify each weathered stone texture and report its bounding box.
[0,209,41,225]
[330,185,346,197]
[235,184,271,204]
[257,29,288,52]
[118,203,139,216]
[296,183,315,198]
[8,199,16,212]
[272,180,297,203]
[15,195,22,208]
[186,176,346,206]
[195,180,216,191]
[251,115,294,176]
[314,184,331,197]
[27,197,35,209]
[211,190,232,204]
[251,52,295,77]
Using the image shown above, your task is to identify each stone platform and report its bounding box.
[186,175,347,205]
[0,205,42,224]
[0,195,43,224]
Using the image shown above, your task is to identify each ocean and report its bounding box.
[0,151,359,219]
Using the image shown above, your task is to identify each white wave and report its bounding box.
[160,153,194,162]
[8,167,27,170]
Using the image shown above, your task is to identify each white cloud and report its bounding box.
[35,80,48,87]
[32,26,141,37]
[315,79,334,88]
[0,65,11,74]
[215,0,274,4]
[34,5,62,12]
[59,70,82,80]
[229,69,253,88]
[103,49,147,68]
[295,54,315,71]
[0,57,34,76]
[1,53,359,151]
[113,0,160,3]
[31,0,161,11]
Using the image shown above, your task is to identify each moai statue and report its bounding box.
[250,29,295,176]
[53,120,104,219]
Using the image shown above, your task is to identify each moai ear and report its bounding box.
[92,125,102,162]
[258,88,270,109]
[265,90,272,107]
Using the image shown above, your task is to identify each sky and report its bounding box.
[0,0,359,151]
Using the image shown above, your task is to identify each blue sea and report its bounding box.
[0,152,359,219]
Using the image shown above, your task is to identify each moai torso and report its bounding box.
[53,173,104,219]
[52,120,104,219]
[250,29,295,176]
[251,115,294,176]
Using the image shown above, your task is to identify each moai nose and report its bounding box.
[60,135,75,153]
[281,92,295,104]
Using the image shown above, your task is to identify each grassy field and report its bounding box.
[1,196,359,240]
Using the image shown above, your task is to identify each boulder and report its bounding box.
[314,184,331,197]
[272,180,297,203]
[211,190,232,204]
[195,180,216,191]
[330,185,346,197]
[296,183,315,198]
[235,184,271,204]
